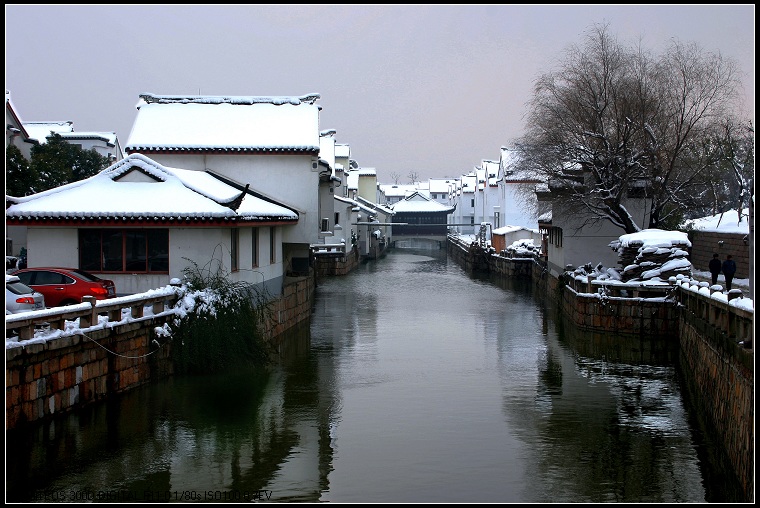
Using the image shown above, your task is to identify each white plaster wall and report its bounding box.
[554,206,649,271]
[26,228,79,267]
[502,184,539,229]
[358,175,376,202]
[23,226,286,296]
[145,152,319,245]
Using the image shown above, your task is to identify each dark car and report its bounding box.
[12,267,116,307]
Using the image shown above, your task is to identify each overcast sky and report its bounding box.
[5,4,755,183]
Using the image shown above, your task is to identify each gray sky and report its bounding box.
[5,4,755,183]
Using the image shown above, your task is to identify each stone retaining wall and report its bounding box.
[313,246,360,278]
[6,273,315,430]
[678,308,754,501]
[451,237,754,502]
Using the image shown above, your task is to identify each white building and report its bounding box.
[124,92,323,278]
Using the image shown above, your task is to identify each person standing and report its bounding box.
[722,254,737,291]
[708,253,722,285]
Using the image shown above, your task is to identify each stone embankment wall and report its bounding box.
[261,273,315,343]
[451,236,754,502]
[676,289,754,502]
[6,274,315,430]
[313,246,360,278]
[6,310,175,429]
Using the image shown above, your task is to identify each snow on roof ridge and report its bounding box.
[139,92,321,105]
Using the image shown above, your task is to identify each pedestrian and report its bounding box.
[708,253,722,285]
[722,254,737,291]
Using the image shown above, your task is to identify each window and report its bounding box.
[79,229,169,273]
[470,216,475,226]
[548,227,563,247]
[231,229,239,272]
[321,218,330,232]
[494,211,500,229]
[334,212,340,227]
[252,228,259,268]
[471,198,475,208]
[269,227,276,264]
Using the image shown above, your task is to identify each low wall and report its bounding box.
[447,235,490,272]
[6,295,178,429]
[676,285,754,502]
[6,274,316,430]
[313,246,360,277]
[261,273,315,342]
[487,254,533,278]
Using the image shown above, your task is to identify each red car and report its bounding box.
[11,267,116,307]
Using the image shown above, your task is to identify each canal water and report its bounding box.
[6,249,742,503]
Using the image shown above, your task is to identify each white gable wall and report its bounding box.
[142,152,318,246]
[548,196,652,276]
[500,183,539,229]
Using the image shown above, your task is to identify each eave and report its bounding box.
[6,216,299,228]
[125,147,319,155]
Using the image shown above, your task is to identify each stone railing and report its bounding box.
[6,287,179,343]
[674,278,754,348]
[310,242,348,258]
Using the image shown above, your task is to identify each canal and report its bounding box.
[6,248,742,502]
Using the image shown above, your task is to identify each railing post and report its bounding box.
[80,296,97,328]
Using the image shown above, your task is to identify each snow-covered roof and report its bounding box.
[60,131,119,146]
[5,153,298,223]
[345,171,359,190]
[390,191,455,213]
[492,225,537,235]
[483,160,499,187]
[125,93,321,153]
[356,195,394,216]
[334,195,376,217]
[23,121,74,142]
[378,184,418,197]
[428,178,458,193]
[684,208,750,234]
[461,174,476,194]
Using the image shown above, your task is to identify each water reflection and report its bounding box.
[6,248,741,502]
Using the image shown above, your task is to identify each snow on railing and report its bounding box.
[6,287,180,344]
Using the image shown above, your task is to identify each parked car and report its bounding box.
[11,267,116,307]
[6,274,46,314]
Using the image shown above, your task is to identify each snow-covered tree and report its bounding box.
[514,23,747,234]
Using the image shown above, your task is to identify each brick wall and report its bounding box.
[261,273,315,342]
[689,230,749,278]
[678,303,754,502]
[6,321,173,429]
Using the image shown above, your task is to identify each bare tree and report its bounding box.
[390,172,401,185]
[514,23,747,233]
[407,171,420,184]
